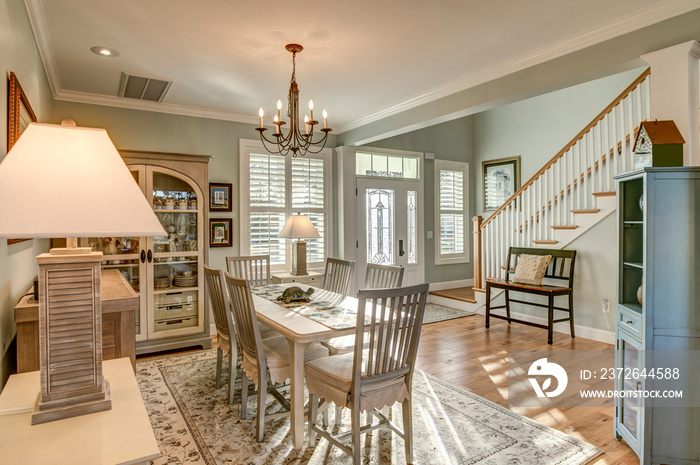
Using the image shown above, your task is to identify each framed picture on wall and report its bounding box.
[7,72,37,245]
[483,156,520,211]
[209,218,232,247]
[209,182,232,212]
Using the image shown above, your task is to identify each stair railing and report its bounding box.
[473,69,651,289]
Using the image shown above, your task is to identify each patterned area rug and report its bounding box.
[422,303,474,324]
[136,350,602,465]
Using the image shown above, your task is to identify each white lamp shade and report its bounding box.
[278,214,320,239]
[0,122,166,238]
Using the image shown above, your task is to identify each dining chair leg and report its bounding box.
[322,405,329,428]
[215,347,223,388]
[366,411,374,428]
[308,392,318,447]
[256,373,267,442]
[402,397,414,464]
[227,350,235,405]
[335,405,343,425]
[240,371,249,420]
[350,405,362,465]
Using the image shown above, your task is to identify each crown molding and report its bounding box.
[24,0,61,97]
[336,0,700,134]
[54,90,258,125]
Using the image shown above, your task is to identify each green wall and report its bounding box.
[0,0,54,390]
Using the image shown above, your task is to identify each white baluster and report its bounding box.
[627,93,635,171]
[611,104,619,179]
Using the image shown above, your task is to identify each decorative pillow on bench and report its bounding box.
[512,254,552,285]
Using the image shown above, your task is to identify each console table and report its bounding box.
[0,357,159,464]
[14,269,138,372]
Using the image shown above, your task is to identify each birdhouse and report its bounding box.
[633,120,684,169]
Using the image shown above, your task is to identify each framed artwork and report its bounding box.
[209,218,232,247]
[209,182,232,212]
[7,72,37,245]
[483,156,520,211]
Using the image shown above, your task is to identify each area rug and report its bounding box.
[136,349,601,465]
[422,303,474,324]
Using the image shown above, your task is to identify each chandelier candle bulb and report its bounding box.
[277,100,282,119]
[259,108,264,128]
[323,110,327,129]
[309,100,314,121]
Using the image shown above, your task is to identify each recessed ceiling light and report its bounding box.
[90,46,120,57]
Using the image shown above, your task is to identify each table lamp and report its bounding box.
[0,121,166,424]
[278,213,320,276]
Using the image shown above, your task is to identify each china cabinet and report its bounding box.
[82,150,212,354]
[613,167,700,464]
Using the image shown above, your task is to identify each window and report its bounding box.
[435,160,469,265]
[356,151,419,179]
[240,139,332,269]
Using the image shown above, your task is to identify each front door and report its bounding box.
[356,178,424,288]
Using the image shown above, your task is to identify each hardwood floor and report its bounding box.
[429,286,476,303]
[416,314,639,465]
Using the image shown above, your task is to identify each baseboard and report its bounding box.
[471,307,615,344]
[428,278,475,292]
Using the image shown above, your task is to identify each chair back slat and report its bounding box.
[322,258,356,296]
[225,273,265,368]
[354,283,429,387]
[364,263,404,289]
[203,265,235,341]
[226,255,271,286]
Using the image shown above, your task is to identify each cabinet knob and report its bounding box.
[625,320,633,325]
[140,250,146,263]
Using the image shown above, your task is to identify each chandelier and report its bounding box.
[256,44,331,157]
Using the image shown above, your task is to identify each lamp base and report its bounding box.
[32,379,112,425]
[290,240,308,276]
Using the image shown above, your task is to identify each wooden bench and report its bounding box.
[485,247,577,345]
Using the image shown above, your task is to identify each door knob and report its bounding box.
[399,239,405,257]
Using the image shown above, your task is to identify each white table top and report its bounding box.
[0,358,160,465]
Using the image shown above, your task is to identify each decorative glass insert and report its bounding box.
[366,189,394,264]
[407,190,417,264]
[356,152,420,179]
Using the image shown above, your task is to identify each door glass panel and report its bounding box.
[153,172,198,210]
[407,190,417,264]
[153,257,199,333]
[621,338,639,438]
[366,189,394,264]
[153,212,198,253]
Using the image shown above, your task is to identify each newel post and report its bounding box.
[472,216,483,290]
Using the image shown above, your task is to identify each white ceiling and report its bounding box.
[24,0,700,134]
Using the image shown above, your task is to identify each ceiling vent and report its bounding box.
[119,72,173,102]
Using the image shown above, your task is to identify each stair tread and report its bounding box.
[533,240,558,244]
[592,191,616,197]
[572,209,600,214]
[551,225,579,230]
[429,287,477,304]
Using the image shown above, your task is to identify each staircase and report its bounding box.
[472,68,651,292]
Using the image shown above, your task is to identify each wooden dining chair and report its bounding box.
[364,263,405,289]
[226,255,271,286]
[224,273,329,441]
[203,265,238,404]
[322,257,355,296]
[324,263,405,356]
[306,283,429,464]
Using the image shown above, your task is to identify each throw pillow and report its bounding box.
[512,254,552,285]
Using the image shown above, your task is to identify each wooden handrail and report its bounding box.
[481,68,650,229]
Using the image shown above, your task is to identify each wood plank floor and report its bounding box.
[429,286,476,303]
[417,315,639,465]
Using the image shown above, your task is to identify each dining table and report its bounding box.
[250,282,363,451]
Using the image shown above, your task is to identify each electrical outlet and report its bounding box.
[602,299,610,314]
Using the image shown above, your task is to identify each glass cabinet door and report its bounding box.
[147,168,204,339]
[615,329,644,452]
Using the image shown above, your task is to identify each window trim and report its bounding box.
[239,139,333,272]
[434,159,469,265]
